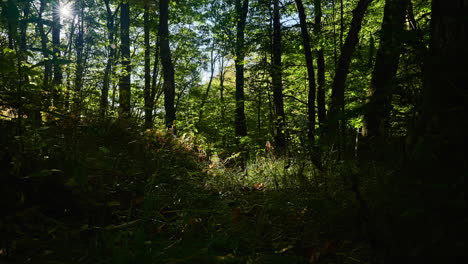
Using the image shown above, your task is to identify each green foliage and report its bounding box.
[2,0,456,262]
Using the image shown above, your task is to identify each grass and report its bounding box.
[1,120,379,263]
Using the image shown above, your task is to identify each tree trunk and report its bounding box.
[295,0,315,144]
[143,1,153,129]
[52,0,63,108]
[328,0,373,141]
[151,36,161,110]
[198,47,217,123]
[363,0,409,142]
[340,0,344,49]
[314,0,327,129]
[159,0,176,129]
[219,55,225,122]
[234,0,249,138]
[119,1,131,118]
[332,0,338,68]
[418,0,468,170]
[38,0,51,89]
[73,0,85,116]
[402,0,468,255]
[100,0,116,119]
[271,0,286,153]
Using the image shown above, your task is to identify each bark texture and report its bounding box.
[295,0,316,144]
[314,0,327,128]
[119,1,131,118]
[159,0,176,129]
[363,0,409,141]
[329,0,373,140]
[272,0,286,153]
[234,0,249,138]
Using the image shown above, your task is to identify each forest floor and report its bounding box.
[1,121,376,264]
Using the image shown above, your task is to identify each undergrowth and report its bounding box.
[1,119,388,264]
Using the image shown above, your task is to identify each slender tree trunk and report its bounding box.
[52,0,63,108]
[119,1,131,118]
[340,0,344,49]
[73,0,85,116]
[363,0,409,142]
[314,0,327,128]
[328,0,373,140]
[18,2,37,124]
[198,47,216,123]
[19,2,29,66]
[159,0,176,129]
[38,0,51,89]
[143,1,153,129]
[100,0,116,119]
[63,16,77,112]
[234,0,249,138]
[37,0,52,118]
[295,0,316,144]
[151,35,161,109]
[219,56,227,146]
[219,56,225,122]
[332,0,338,68]
[272,0,286,153]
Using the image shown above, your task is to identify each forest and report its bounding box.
[0,0,467,262]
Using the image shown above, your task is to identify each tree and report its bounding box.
[143,0,153,129]
[362,0,409,143]
[294,0,315,144]
[401,0,468,255]
[328,0,373,142]
[37,0,52,90]
[417,0,468,178]
[52,0,63,108]
[100,0,118,119]
[119,0,131,118]
[271,0,286,153]
[73,0,86,116]
[198,45,217,124]
[314,0,326,128]
[234,0,249,138]
[159,0,176,129]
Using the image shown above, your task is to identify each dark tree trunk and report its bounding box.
[340,0,344,49]
[295,0,315,144]
[271,0,286,153]
[363,0,409,142]
[314,0,327,128]
[73,1,85,115]
[332,0,338,68]
[119,1,131,118]
[159,0,176,129]
[38,0,51,89]
[234,0,249,138]
[19,2,39,124]
[19,2,29,63]
[52,0,63,108]
[418,0,468,169]
[100,0,116,119]
[143,1,153,129]
[219,56,225,122]
[328,0,372,140]
[400,0,468,255]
